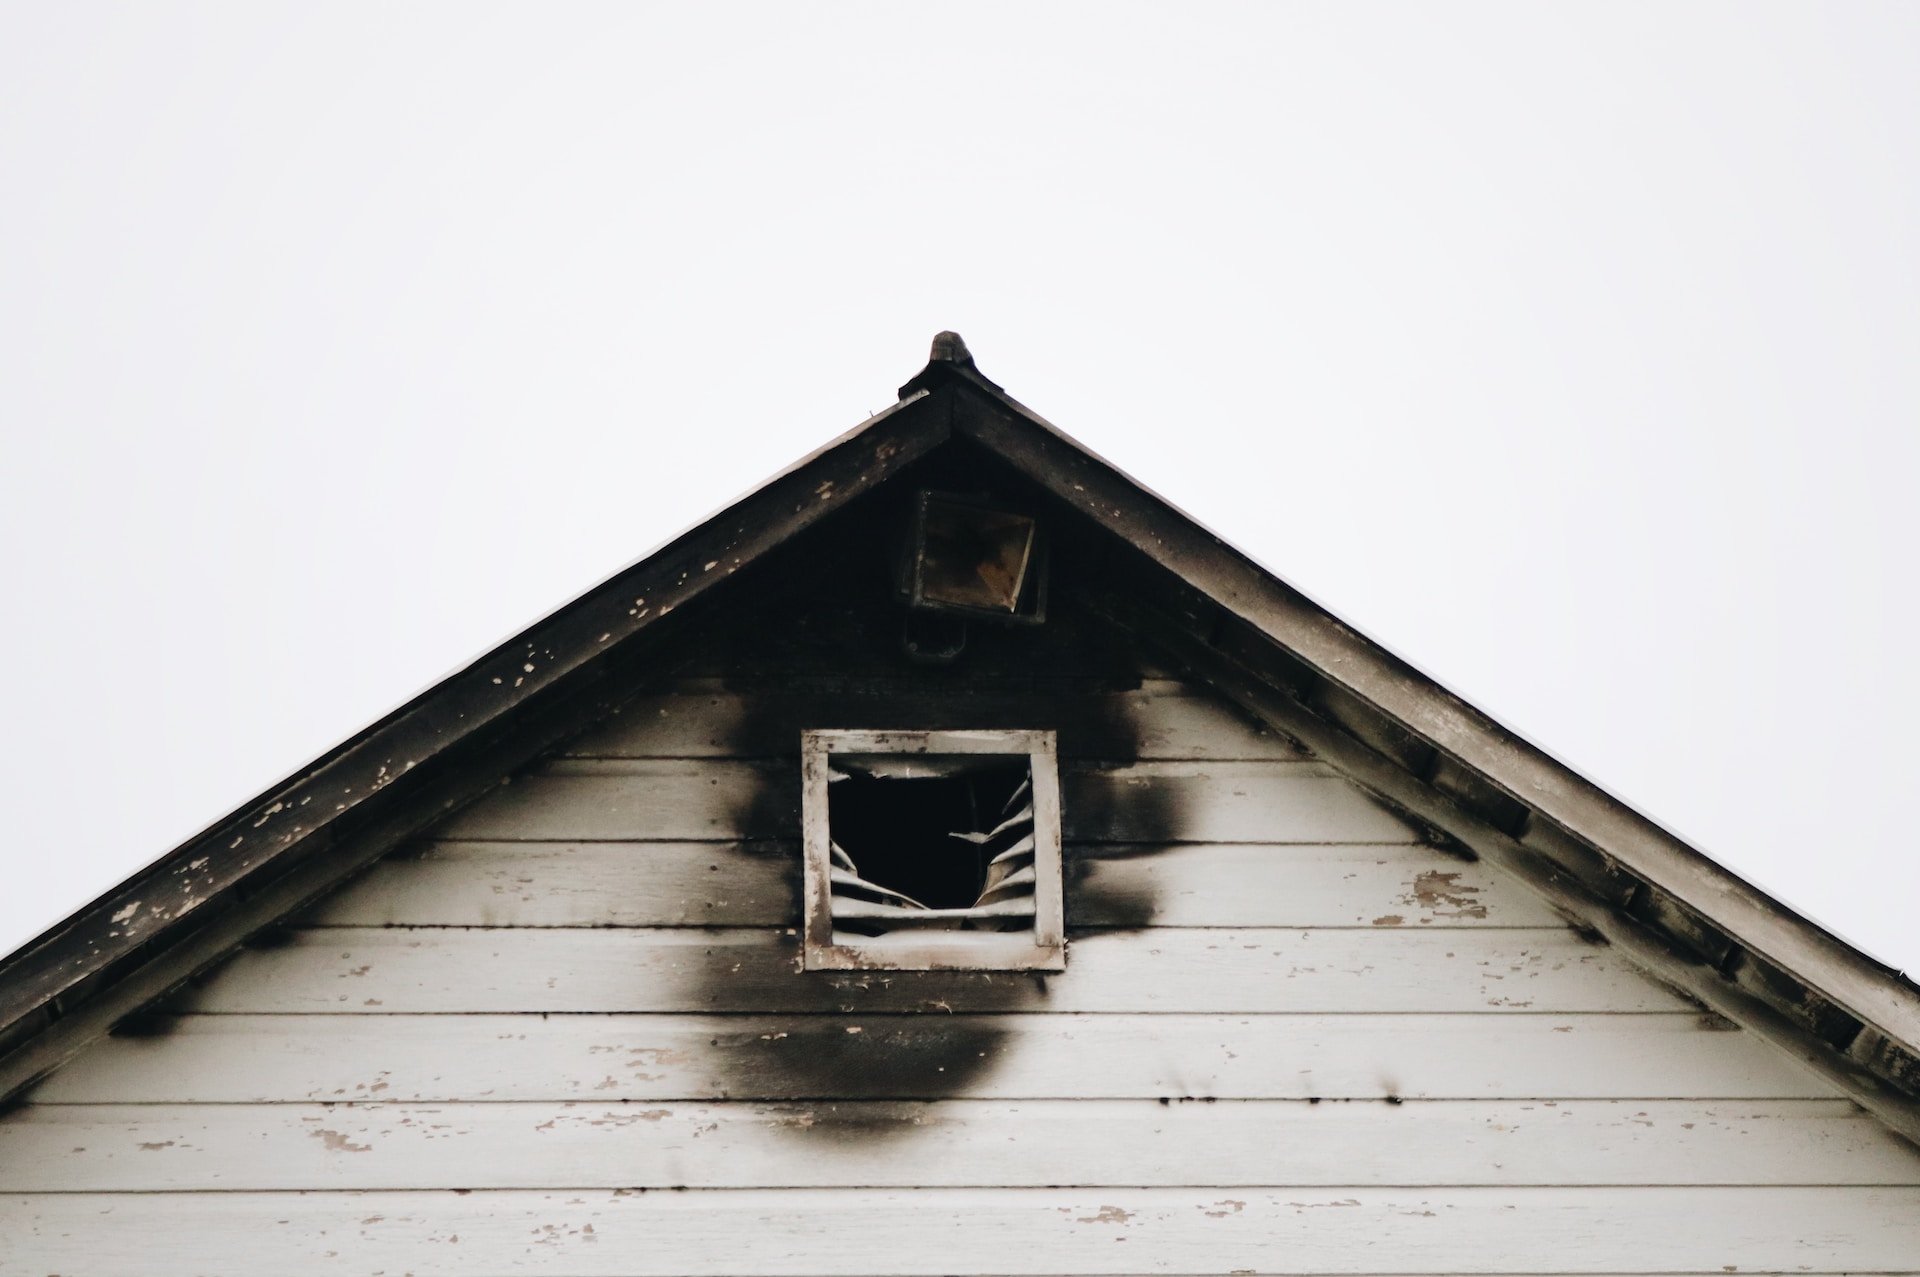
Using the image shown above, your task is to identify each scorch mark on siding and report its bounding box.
[664,672,1180,1121]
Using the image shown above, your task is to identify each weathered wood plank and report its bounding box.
[299,842,1560,929]
[430,761,1423,844]
[8,1099,1912,1192]
[565,687,1302,761]
[1069,843,1557,928]
[6,1186,1919,1274]
[303,841,795,928]
[29,1013,1826,1104]
[172,928,1682,1014]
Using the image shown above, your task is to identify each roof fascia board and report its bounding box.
[939,368,1920,1057]
[0,388,950,1063]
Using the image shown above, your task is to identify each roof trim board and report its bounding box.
[940,362,1920,1045]
[0,389,947,1090]
[2,335,1916,1143]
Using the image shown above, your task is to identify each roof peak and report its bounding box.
[7,337,1919,1145]
[901,330,998,399]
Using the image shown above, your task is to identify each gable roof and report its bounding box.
[4,332,1917,1143]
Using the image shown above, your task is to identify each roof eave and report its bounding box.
[0,388,950,1093]
[924,358,1920,1085]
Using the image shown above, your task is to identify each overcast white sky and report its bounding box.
[2,4,1915,971]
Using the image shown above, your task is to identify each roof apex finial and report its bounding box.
[929,331,974,365]
[900,330,996,399]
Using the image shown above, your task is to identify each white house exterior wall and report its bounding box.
[5,663,1918,1273]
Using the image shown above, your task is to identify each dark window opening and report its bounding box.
[826,756,1033,922]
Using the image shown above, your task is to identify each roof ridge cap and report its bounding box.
[900,330,1004,399]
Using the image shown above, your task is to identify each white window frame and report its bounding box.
[800,728,1065,972]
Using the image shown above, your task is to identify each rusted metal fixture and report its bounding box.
[896,490,1048,624]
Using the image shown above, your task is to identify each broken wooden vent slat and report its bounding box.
[830,774,1036,923]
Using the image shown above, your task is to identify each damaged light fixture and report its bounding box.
[800,729,1065,972]
[897,491,1047,662]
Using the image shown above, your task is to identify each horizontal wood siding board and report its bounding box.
[7,1099,1913,1192]
[300,840,797,928]
[1065,843,1560,928]
[429,761,1423,845]
[6,1186,1920,1274]
[298,842,1562,929]
[167,927,1687,1014]
[27,1013,1825,1103]
[0,391,950,1045]
[564,688,1302,760]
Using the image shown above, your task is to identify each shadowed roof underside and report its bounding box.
[3,333,1916,1144]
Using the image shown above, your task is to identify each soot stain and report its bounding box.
[1061,686,1184,933]
[682,546,1178,1137]
[691,659,1019,1110]
[108,1007,184,1039]
[1065,845,1163,932]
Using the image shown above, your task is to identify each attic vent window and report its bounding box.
[801,729,1065,971]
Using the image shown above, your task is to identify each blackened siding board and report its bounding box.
[4,591,1918,1276]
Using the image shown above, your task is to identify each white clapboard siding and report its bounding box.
[432,760,1423,844]
[304,840,796,928]
[562,687,1304,760]
[173,927,1682,1014]
[6,1187,1920,1275]
[29,1013,1825,1103]
[300,842,1562,929]
[17,656,1913,1277]
[8,1100,1915,1192]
